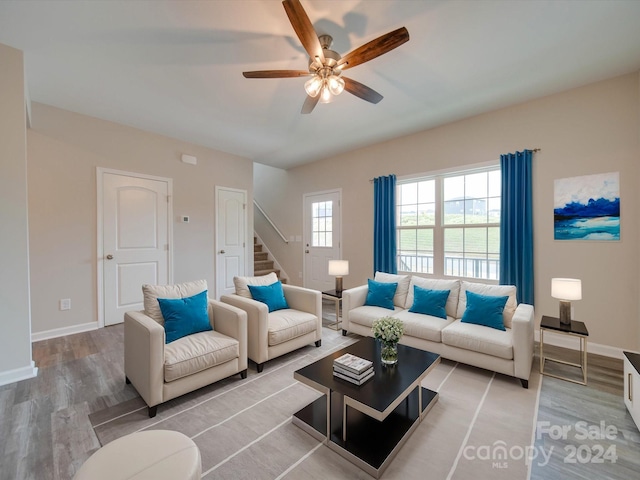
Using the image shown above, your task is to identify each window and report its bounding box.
[312,201,333,247]
[396,166,500,280]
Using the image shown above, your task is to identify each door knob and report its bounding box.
[305,250,309,253]
[106,254,114,260]
[219,250,226,254]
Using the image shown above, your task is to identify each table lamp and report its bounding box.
[328,260,349,293]
[551,278,582,325]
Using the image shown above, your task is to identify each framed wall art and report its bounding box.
[554,171,620,241]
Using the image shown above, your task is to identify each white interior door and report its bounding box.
[216,187,247,298]
[101,171,171,326]
[303,190,341,292]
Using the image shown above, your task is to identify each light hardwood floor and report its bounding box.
[1,319,639,479]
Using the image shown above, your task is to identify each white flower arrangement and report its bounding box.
[372,316,404,344]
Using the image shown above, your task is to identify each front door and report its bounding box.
[100,170,171,326]
[215,187,247,298]
[303,190,341,291]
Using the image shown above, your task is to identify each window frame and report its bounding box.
[396,163,501,282]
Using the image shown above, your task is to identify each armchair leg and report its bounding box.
[148,405,158,418]
[125,376,131,384]
[520,379,529,389]
[315,340,321,347]
[256,363,264,373]
[342,329,347,336]
[240,369,248,379]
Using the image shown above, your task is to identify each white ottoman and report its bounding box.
[74,430,201,480]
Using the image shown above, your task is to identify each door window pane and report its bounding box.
[311,201,332,247]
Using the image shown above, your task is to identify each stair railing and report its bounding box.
[254,200,289,244]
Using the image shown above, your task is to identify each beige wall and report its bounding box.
[28,103,253,335]
[255,72,640,352]
[0,44,34,380]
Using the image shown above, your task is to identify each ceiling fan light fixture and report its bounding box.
[328,75,345,96]
[320,84,332,103]
[304,76,323,97]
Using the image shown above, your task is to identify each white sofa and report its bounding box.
[342,273,535,388]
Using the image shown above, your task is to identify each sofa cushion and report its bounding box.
[457,281,518,328]
[393,310,455,343]
[405,277,461,318]
[158,290,212,343]
[374,272,411,308]
[248,281,289,312]
[233,272,278,299]
[408,286,450,319]
[349,305,405,329]
[164,330,239,382]
[268,309,318,346]
[143,279,208,325]
[461,291,509,331]
[442,320,513,360]
[364,279,397,310]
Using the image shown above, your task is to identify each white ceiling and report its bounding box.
[2,1,640,169]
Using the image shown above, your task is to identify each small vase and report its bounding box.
[381,341,398,365]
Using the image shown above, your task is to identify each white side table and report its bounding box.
[624,351,640,430]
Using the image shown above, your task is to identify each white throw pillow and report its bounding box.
[142,279,208,325]
[374,272,410,308]
[233,272,278,298]
[456,281,518,328]
[404,277,461,318]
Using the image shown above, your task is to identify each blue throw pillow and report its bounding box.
[461,290,509,331]
[409,286,450,319]
[364,279,397,310]
[157,290,212,343]
[248,281,289,312]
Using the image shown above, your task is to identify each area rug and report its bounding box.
[90,329,541,479]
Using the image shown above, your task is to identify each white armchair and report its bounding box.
[221,275,322,372]
[124,280,247,417]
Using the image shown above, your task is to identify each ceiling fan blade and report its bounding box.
[343,77,383,104]
[243,70,311,78]
[301,94,320,114]
[337,27,409,70]
[282,0,325,64]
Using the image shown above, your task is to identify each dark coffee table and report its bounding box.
[292,337,440,478]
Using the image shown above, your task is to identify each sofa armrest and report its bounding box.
[220,294,269,364]
[209,299,248,371]
[511,303,535,381]
[342,285,369,331]
[124,311,165,408]
[282,284,321,317]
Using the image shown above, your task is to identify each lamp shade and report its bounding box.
[328,260,349,276]
[551,278,582,301]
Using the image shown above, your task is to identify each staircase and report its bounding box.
[254,237,287,283]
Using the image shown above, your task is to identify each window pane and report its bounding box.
[443,175,464,201]
[399,183,417,205]
[418,180,435,204]
[312,232,319,246]
[444,228,463,252]
[488,197,501,223]
[417,229,433,252]
[443,200,464,225]
[465,172,487,199]
[488,227,500,254]
[488,170,501,197]
[417,203,435,226]
[465,199,487,224]
[464,227,487,254]
[400,205,418,226]
[399,229,417,250]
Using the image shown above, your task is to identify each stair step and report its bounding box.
[254,244,262,253]
[254,260,274,270]
[254,252,268,261]
[254,236,258,244]
[254,268,280,277]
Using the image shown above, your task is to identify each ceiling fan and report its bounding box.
[242,0,410,114]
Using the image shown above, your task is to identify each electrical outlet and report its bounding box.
[59,298,71,311]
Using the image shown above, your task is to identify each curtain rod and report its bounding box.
[368,149,541,182]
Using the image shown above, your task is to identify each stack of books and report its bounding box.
[333,353,374,385]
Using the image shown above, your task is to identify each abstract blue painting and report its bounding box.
[554,172,620,241]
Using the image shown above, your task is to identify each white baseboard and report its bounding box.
[31,321,99,342]
[534,331,625,359]
[0,361,38,387]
